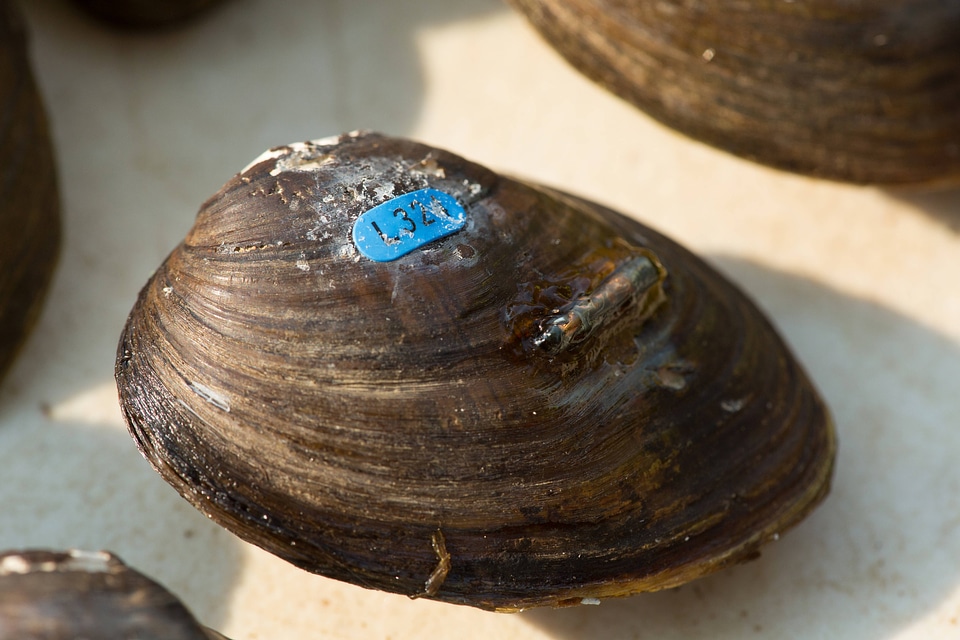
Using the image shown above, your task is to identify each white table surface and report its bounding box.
[3,1,960,638]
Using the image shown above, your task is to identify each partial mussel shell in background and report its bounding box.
[0,0,60,386]
[116,132,836,611]
[507,0,960,186]
[0,549,228,639]
[70,0,226,28]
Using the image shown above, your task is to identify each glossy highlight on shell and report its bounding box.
[0,0,60,386]
[0,549,228,639]
[507,0,960,186]
[116,132,836,611]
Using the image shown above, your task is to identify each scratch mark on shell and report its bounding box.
[415,530,451,598]
[188,382,231,412]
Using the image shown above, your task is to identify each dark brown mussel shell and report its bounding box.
[507,0,960,186]
[0,0,60,386]
[116,132,836,611]
[71,0,225,28]
[0,549,228,639]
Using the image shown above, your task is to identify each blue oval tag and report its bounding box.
[351,188,467,262]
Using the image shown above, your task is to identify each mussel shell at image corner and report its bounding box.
[0,0,61,386]
[0,549,228,640]
[507,0,960,186]
[70,0,226,28]
[115,132,836,611]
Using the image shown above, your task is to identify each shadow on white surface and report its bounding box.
[524,257,960,639]
[27,0,508,159]
[0,400,242,632]
[888,186,960,234]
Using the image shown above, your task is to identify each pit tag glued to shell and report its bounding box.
[352,188,466,262]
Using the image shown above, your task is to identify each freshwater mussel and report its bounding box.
[116,132,836,611]
[0,549,228,639]
[0,0,60,387]
[508,0,960,186]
